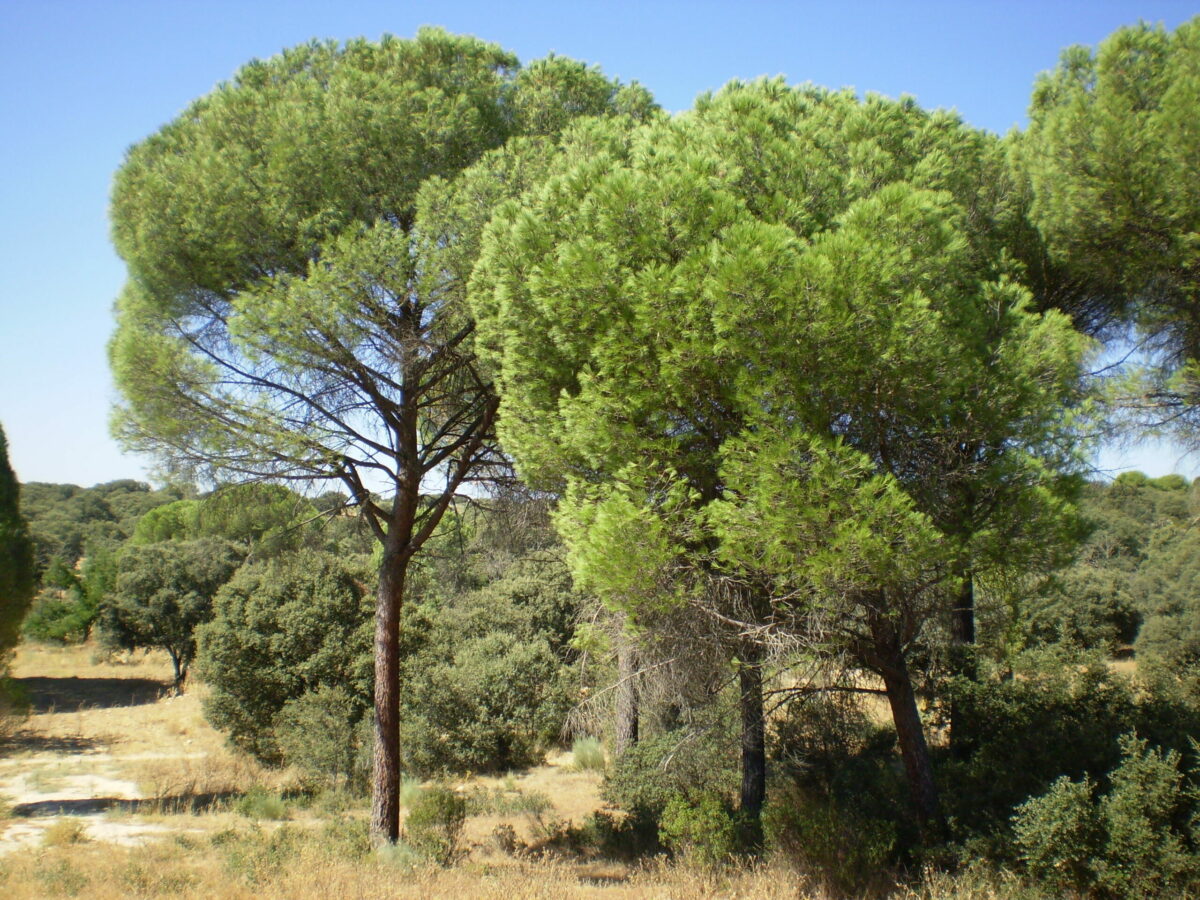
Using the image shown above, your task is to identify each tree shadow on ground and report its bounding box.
[11,791,239,817]
[15,676,167,713]
[0,732,104,754]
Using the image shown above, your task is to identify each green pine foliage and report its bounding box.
[0,424,35,656]
[1021,17,1200,440]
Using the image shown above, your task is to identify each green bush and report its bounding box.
[1012,734,1200,898]
[404,784,467,866]
[399,630,571,775]
[601,723,739,853]
[1012,775,1101,894]
[21,592,95,644]
[195,551,373,762]
[659,792,737,866]
[235,786,289,821]
[764,787,897,895]
[939,649,1200,857]
[274,684,367,791]
[396,552,581,776]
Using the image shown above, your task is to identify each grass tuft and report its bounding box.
[571,736,606,772]
[42,817,90,846]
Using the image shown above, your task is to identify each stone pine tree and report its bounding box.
[108,30,655,844]
[0,423,35,657]
[472,81,1087,839]
[1021,17,1200,435]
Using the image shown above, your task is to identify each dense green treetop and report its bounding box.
[103,538,244,688]
[472,80,1088,611]
[109,29,655,491]
[0,424,35,655]
[1021,17,1200,431]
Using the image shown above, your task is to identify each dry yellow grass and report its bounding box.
[0,642,1025,899]
[0,837,827,899]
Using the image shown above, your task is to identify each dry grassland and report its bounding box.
[0,643,1021,899]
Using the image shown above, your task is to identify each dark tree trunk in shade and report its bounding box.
[949,570,977,759]
[870,615,945,842]
[614,630,639,757]
[739,646,766,848]
[370,547,408,845]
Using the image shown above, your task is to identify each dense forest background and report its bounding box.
[10,469,1200,896]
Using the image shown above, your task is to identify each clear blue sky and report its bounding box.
[1,0,1196,487]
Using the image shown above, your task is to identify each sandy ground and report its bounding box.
[0,644,236,854]
[0,642,606,861]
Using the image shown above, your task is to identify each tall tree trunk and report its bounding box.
[370,546,408,845]
[614,629,639,757]
[870,615,945,843]
[738,647,766,848]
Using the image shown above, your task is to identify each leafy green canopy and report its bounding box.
[472,80,1088,627]
[0,424,35,655]
[196,551,373,763]
[104,538,244,687]
[109,30,655,496]
[1021,18,1200,433]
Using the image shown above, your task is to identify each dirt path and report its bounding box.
[0,643,239,854]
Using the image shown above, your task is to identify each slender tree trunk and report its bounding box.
[614,630,639,757]
[168,650,184,694]
[951,573,976,652]
[738,647,766,848]
[870,615,944,843]
[370,545,408,845]
[949,570,977,759]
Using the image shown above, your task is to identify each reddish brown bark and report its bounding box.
[370,545,408,844]
[870,614,945,842]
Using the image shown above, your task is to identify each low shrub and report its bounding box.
[41,818,90,847]
[399,631,571,775]
[603,727,739,827]
[235,786,289,821]
[940,649,1200,856]
[404,783,467,866]
[274,684,367,791]
[21,592,95,644]
[1012,733,1200,898]
[659,792,737,867]
[764,788,897,896]
[214,824,303,884]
